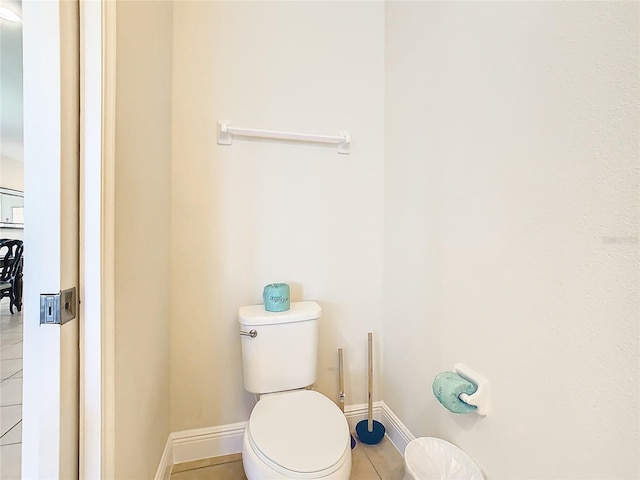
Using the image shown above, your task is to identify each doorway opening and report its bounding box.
[0,1,24,478]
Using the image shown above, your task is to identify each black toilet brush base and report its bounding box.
[355,419,386,445]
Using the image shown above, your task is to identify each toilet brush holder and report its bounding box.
[356,333,385,445]
[338,348,357,450]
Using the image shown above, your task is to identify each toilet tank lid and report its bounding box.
[238,301,321,326]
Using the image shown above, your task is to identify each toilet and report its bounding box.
[238,301,352,480]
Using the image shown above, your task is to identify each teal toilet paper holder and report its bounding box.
[454,363,490,416]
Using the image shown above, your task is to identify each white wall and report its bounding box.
[0,0,23,169]
[0,1,25,247]
[0,157,24,240]
[0,156,23,191]
[114,2,173,477]
[170,1,385,431]
[0,228,22,241]
[383,2,639,478]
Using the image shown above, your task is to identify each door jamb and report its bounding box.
[78,1,116,477]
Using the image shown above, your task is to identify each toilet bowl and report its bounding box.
[242,390,351,479]
[403,437,484,480]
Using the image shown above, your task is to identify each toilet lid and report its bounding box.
[248,390,349,475]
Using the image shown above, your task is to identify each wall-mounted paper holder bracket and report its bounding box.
[454,363,490,416]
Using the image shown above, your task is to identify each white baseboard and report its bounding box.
[157,400,414,476]
[172,421,247,465]
[378,401,415,454]
[154,435,173,480]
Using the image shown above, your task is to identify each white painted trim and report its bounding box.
[154,436,174,480]
[159,401,415,474]
[172,421,248,465]
[79,1,104,478]
[344,400,382,431]
[378,401,415,455]
[100,1,117,478]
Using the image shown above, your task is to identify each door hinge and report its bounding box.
[40,287,77,325]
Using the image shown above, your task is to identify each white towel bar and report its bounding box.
[217,121,350,155]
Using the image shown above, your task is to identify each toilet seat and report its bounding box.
[247,390,350,478]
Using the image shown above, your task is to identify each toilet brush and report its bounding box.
[338,348,357,449]
[355,333,385,445]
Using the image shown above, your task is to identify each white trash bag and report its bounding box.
[404,437,484,480]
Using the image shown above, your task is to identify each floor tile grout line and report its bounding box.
[1,376,23,382]
[1,420,21,439]
[0,441,21,447]
[359,446,384,480]
[174,460,243,474]
[3,370,23,381]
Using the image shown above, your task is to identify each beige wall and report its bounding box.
[170,1,385,431]
[109,3,638,477]
[114,2,173,478]
[383,2,639,478]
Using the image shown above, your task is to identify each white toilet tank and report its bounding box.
[238,301,321,394]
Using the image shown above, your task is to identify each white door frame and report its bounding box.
[79,1,116,478]
[21,1,116,477]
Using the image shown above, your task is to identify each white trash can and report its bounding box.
[403,437,484,480]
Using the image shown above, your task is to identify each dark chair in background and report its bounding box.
[0,239,24,313]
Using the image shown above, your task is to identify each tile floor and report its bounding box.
[171,435,405,480]
[0,302,23,480]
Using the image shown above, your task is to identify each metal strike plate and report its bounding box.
[40,287,76,325]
